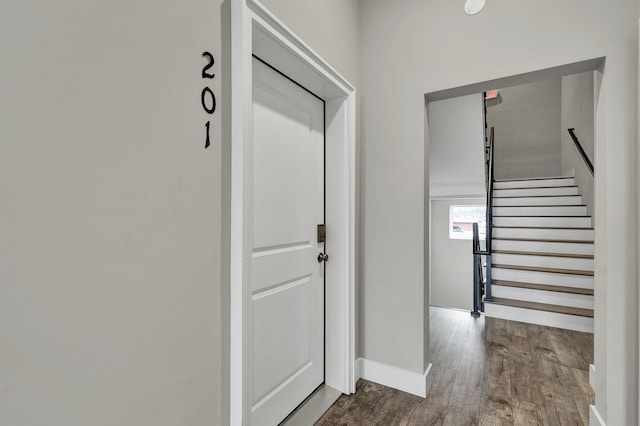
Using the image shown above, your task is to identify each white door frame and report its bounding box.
[228,1,356,424]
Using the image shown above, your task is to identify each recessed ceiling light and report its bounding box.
[464,0,486,15]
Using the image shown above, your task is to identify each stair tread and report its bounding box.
[493,225,593,230]
[493,216,592,220]
[492,194,582,199]
[486,297,594,318]
[492,249,594,259]
[494,176,574,182]
[493,237,594,244]
[491,280,594,295]
[493,186,580,192]
[492,264,594,276]
[494,204,587,208]
[494,185,578,189]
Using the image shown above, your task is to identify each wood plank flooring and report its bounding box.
[316,307,594,425]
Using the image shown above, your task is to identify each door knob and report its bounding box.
[317,252,329,263]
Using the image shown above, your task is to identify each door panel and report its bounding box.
[251,57,325,426]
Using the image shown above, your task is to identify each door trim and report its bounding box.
[226,1,356,424]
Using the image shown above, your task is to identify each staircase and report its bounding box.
[483,176,594,333]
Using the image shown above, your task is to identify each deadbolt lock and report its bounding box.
[317,224,326,243]
[317,252,329,263]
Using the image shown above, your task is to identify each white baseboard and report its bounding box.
[589,404,606,426]
[587,366,603,426]
[355,358,433,398]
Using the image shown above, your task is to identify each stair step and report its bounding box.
[493,195,583,206]
[493,227,594,241]
[492,266,593,289]
[492,280,593,295]
[492,246,593,259]
[493,263,593,276]
[489,174,595,320]
[492,251,593,271]
[492,239,594,256]
[494,237,594,243]
[491,284,594,310]
[493,249,593,259]
[493,186,579,197]
[484,299,594,333]
[493,205,587,216]
[487,297,593,317]
[493,216,592,228]
[493,177,575,189]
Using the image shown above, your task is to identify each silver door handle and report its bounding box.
[317,252,329,263]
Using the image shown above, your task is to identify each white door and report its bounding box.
[250,57,325,425]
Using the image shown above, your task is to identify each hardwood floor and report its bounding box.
[316,307,594,425]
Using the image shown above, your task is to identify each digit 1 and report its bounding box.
[205,121,211,148]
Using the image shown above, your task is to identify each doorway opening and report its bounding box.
[426,59,601,321]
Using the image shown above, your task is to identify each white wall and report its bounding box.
[0,1,360,425]
[428,94,486,197]
[258,0,359,85]
[487,78,562,179]
[428,94,485,313]
[359,1,638,424]
[561,71,596,217]
[0,1,224,424]
[430,199,484,311]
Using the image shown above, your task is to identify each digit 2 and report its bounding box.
[202,51,215,79]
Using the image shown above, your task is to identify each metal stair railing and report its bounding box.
[472,127,495,316]
[567,128,594,177]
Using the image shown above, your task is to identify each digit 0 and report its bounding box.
[201,87,216,114]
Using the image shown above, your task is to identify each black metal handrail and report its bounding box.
[567,128,594,177]
[472,127,495,316]
[471,223,484,317]
[487,127,494,257]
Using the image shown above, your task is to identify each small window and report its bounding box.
[449,205,486,240]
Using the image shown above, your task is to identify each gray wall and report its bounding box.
[561,71,596,218]
[427,94,485,313]
[258,0,359,85]
[487,78,562,180]
[428,94,486,197]
[0,1,359,425]
[430,199,484,311]
[1,1,225,424]
[359,1,638,423]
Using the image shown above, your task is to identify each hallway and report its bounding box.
[317,307,594,425]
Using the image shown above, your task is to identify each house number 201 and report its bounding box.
[201,51,216,149]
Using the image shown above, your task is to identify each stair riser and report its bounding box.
[492,239,594,256]
[493,206,587,216]
[494,178,575,189]
[493,216,592,228]
[491,285,594,310]
[493,253,593,271]
[493,228,594,241]
[492,267,593,289]
[494,187,579,197]
[493,196,583,207]
[484,304,593,333]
